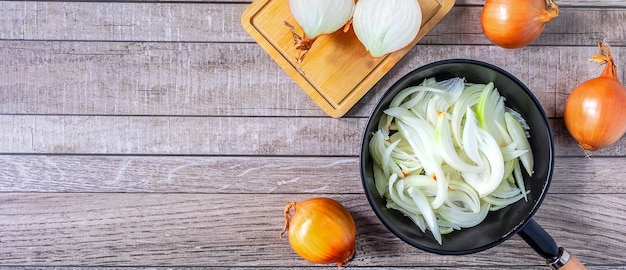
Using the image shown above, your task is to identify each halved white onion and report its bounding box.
[288,0,355,40]
[352,0,423,57]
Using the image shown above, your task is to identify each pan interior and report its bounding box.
[360,59,554,254]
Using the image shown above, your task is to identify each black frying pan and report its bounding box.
[360,59,585,269]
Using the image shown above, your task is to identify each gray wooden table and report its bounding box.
[1,0,625,269]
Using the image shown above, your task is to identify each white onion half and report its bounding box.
[289,0,355,40]
[352,0,423,58]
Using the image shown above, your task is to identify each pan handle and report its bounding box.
[518,219,586,270]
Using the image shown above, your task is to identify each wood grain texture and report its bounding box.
[1,3,625,45]
[0,155,624,194]
[0,155,361,194]
[0,41,303,116]
[1,42,624,118]
[0,193,624,267]
[6,0,621,7]
[422,6,626,46]
[0,2,248,42]
[457,0,626,6]
[0,115,366,155]
[22,0,625,7]
[1,115,625,156]
[2,268,624,270]
[1,0,625,269]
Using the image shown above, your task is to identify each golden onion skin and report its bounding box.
[481,0,559,49]
[281,198,356,266]
[564,42,626,152]
[564,77,626,151]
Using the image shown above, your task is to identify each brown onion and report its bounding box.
[564,41,626,152]
[481,0,559,49]
[280,197,356,266]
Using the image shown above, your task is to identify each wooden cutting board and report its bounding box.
[241,0,455,118]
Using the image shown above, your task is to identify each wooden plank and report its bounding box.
[0,193,624,267]
[1,115,625,156]
[1,3,625,45]
[0,155,361,194]
[0,268,602,270]
[0,155,625,194]
[457,0,626,6]
[32,0,626,7]
[0,1,623,269]
[0,2,249,42]
[423,6,626,46]
[0,268,622,270]
[0,115,367,156]
[8,0,621,7]
[1,42,624,118]
[0,41,309,116]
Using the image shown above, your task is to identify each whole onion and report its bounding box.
[280,197,356,266]
[481,0,559,49]
[564,41,626,152]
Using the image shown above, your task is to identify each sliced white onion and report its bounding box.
[451,84,483,146]
[477,83,509,146]
[438,202,490,228]
[289,0,355,40]
[387,201,427,233]
[462,107,483,166]
[513,159,528,201]
[352,0,423,57]
[435,112,482,173]
[408,186,442,244]
[467,128,505,197]
[373,164,388,197]
[505,111,534,176]
[369,77,535,244]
